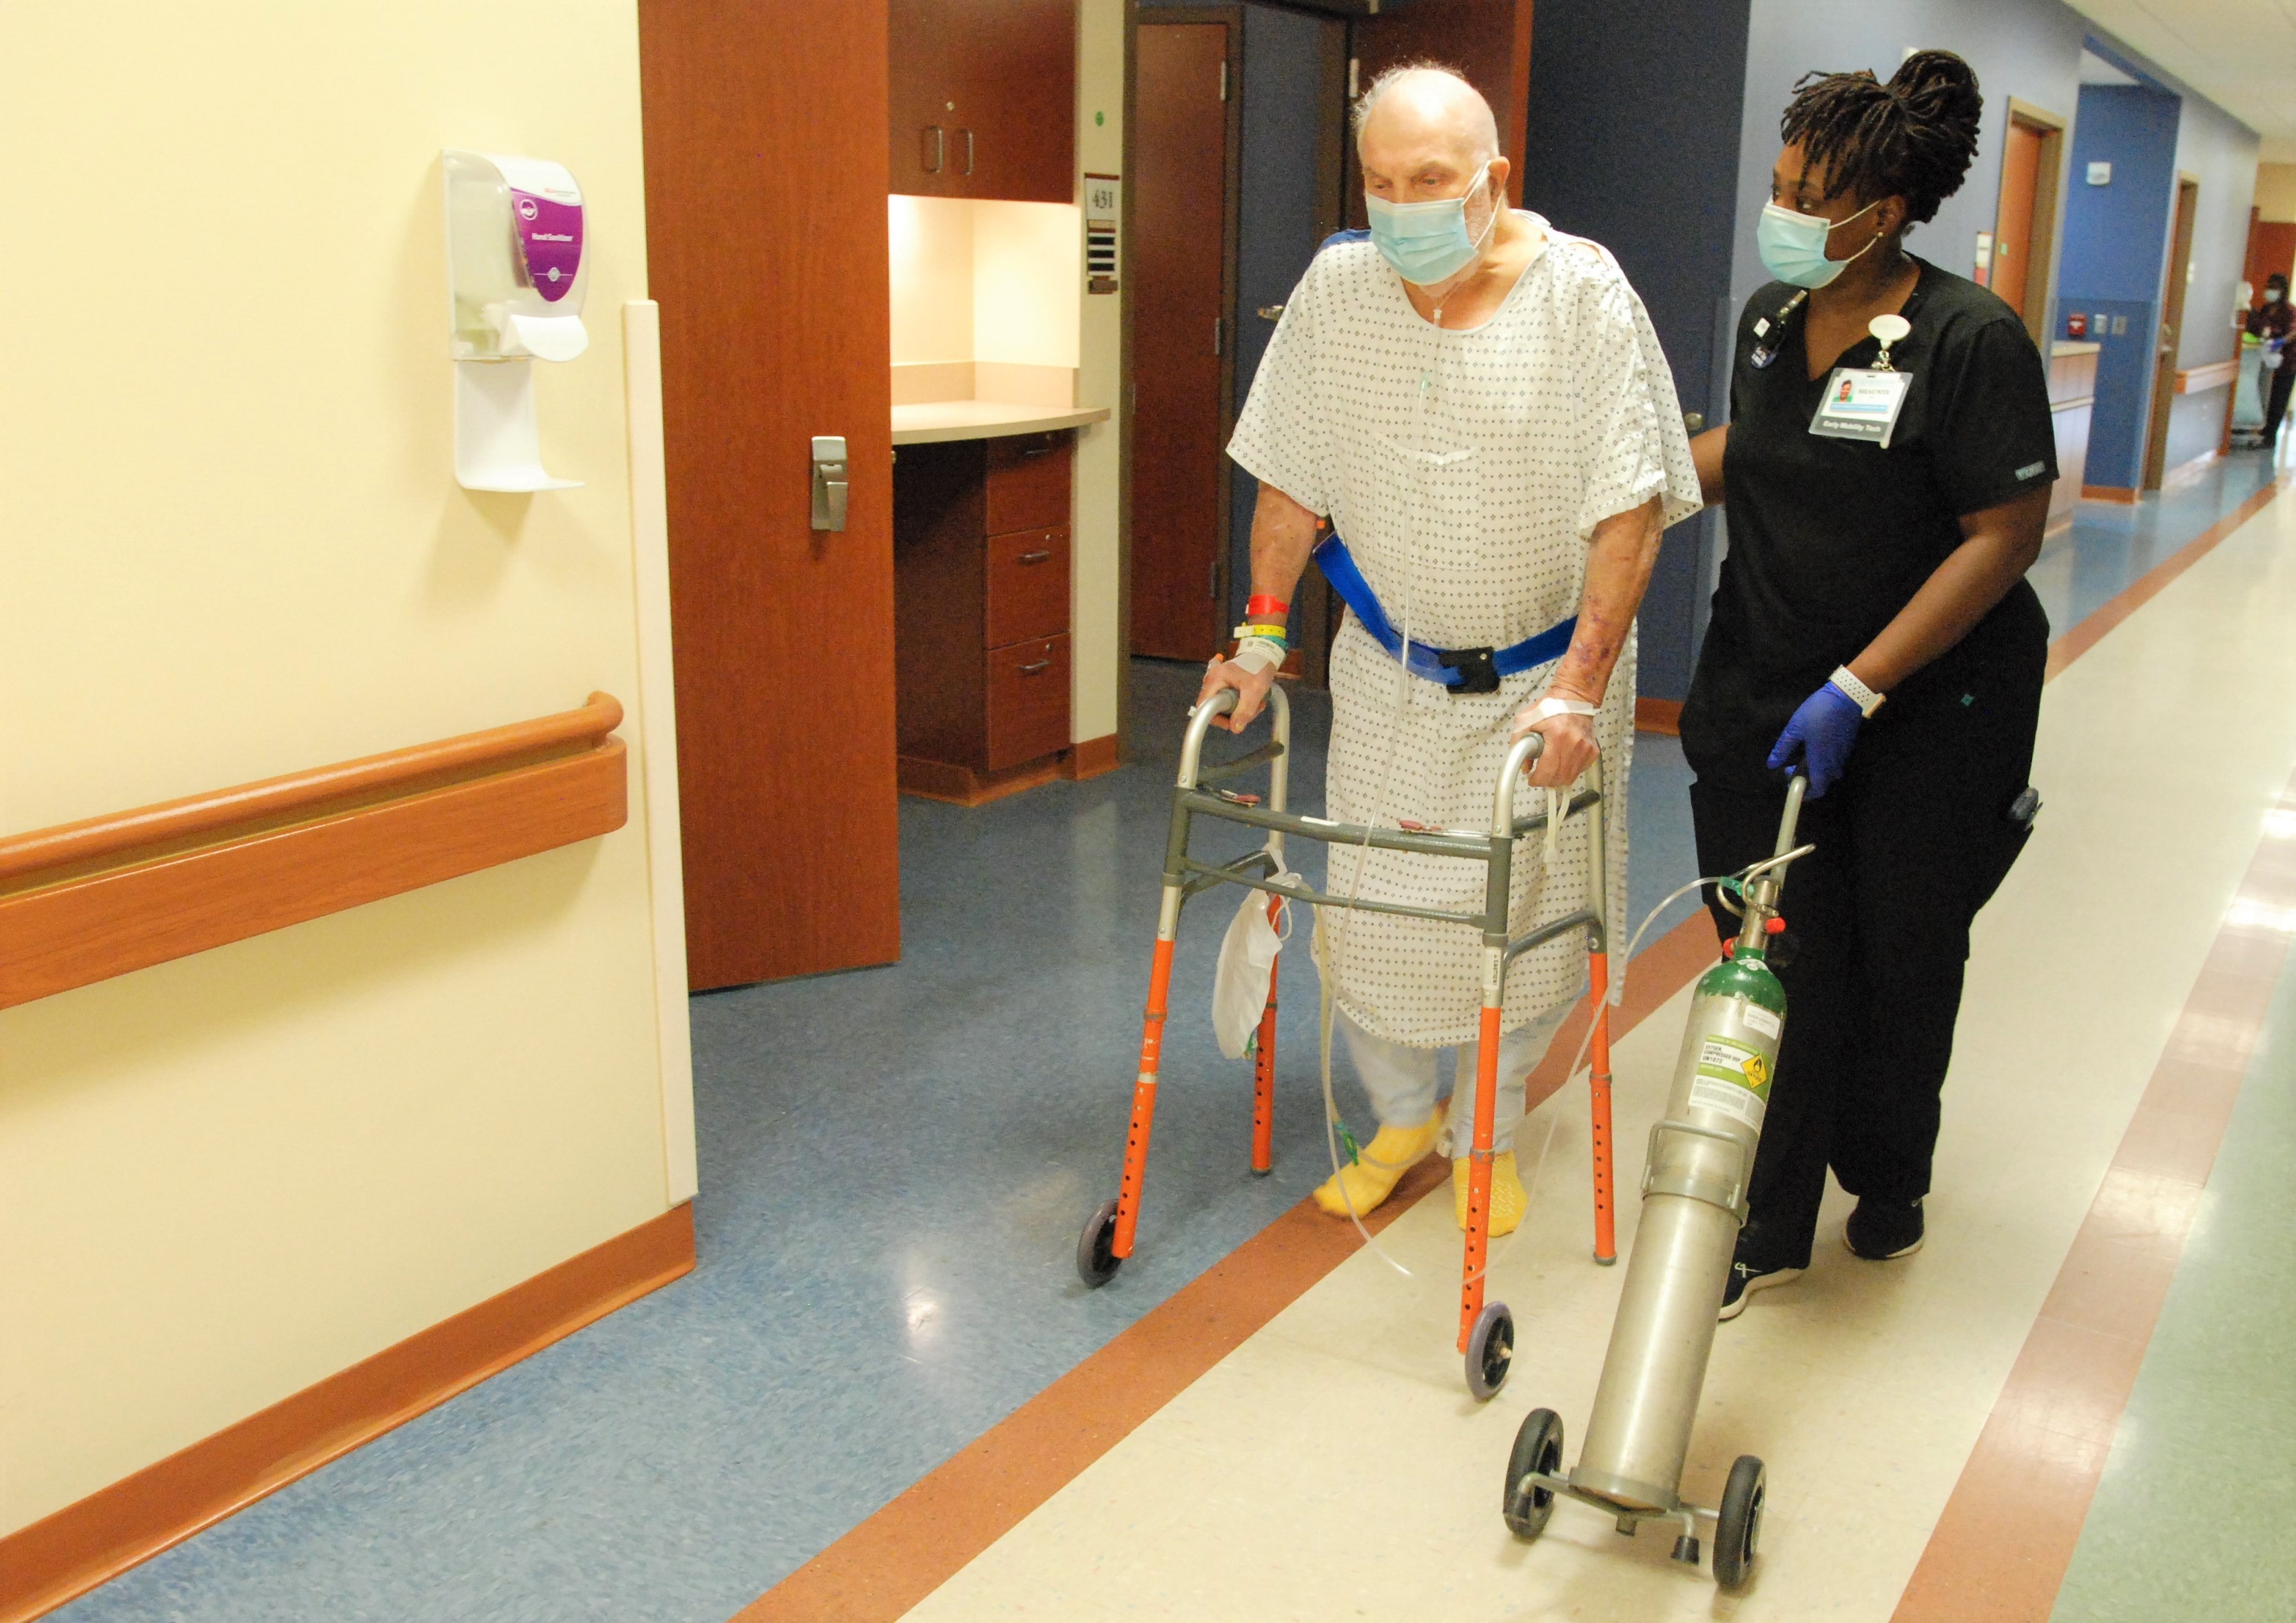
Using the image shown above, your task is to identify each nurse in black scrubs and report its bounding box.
[1684,50,2055,1317]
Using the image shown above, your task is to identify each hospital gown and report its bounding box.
[1227,216,1700,1046]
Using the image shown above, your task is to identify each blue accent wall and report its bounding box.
[1520,0,1752,702]
[2060,84,2180,302]
[1222,4,1332,625]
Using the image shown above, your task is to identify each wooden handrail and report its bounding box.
[0,692,621,889]
[2176,360,2240,394]
[1,695,628,1011]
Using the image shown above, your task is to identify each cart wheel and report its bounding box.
[1076,1199,1121,1288]
[1501,1407,1565,1539]
[1465,1300,1514,1400]
[1713,1454,1765,1589]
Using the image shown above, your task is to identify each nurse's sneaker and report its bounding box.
[1453,1150,1529,1236]
[1718,1222,1803,1321]
[1312,1110,1441,1219]
[1844,1197,1925,1260]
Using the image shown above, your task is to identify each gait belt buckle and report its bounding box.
[1438,646,1501,695]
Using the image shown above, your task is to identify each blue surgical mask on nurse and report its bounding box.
[1757,196,1884,289]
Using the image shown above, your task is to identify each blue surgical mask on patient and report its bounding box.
[1757,197,1882,289]
[1365,163,1496,285]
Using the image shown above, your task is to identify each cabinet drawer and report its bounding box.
[986,526,1071,646]
[985,433,1073,534]
[984,635,1070,770]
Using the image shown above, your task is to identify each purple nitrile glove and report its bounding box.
[1766,681,1864,798]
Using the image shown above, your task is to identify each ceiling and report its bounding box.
[2069,0,2296,161]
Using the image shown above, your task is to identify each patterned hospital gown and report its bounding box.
[1227,216,1701,1046]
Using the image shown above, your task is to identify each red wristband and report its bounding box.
[1245,594,1290,618]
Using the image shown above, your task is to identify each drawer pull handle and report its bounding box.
[1016,550,1052,565]
[1016,444,1055,459]
[1017,659,1053,675]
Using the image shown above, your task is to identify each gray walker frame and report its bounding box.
[1075,683,1622,1399]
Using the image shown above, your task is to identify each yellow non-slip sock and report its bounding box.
[1313,1111,1442,1219]
[1454,1150,1527,1237]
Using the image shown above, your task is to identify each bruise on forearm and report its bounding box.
[1551,495,1664,703]
[1248,483,1321,608]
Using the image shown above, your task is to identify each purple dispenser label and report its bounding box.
[511,189,583,302]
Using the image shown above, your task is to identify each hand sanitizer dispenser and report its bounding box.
[442,150,588,490]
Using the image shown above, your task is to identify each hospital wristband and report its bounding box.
[1828,665,1886,717]
[1234,623,1289,645]
[1232,636,1287,674]
[1245,595,1290,619]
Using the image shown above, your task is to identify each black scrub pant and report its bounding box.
[2264,362,2295,451]
[1688,659,2042,1268]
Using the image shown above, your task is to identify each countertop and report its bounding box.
[2050,340,2103,358]
[891,400,1112,446]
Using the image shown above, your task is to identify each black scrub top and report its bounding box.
[1680,258,2056,791]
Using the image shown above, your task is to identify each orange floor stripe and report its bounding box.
[2045,473,2290,680]
[732,912,1722,1623]
[1892,769,2296,1620]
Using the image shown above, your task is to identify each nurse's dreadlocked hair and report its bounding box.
[1781,50,1983,226]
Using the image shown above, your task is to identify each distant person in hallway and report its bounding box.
[1203,65,1699,1237]
[2246,273,2293,452]
[1682,50,2053,1318]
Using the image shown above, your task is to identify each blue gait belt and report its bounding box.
[1311,533,1577,695]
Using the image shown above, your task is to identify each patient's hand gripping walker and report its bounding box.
[1075,683,1617,1400]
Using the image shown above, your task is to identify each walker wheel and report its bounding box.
[1502,1407,1565,1539]
[1465,1300,1514,1400]
[1714,1454,1765,1589]
[1076,1199,1122,1288]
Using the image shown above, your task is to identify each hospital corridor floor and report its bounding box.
[51,453,2296,1623]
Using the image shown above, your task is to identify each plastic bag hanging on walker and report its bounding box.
[1212,884,1290,1059]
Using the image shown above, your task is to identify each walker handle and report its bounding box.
[1181,683,1290,796]
[1489,730,1546,836]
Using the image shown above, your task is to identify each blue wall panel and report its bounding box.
[1520,0,1752,702]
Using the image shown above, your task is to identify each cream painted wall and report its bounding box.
[2258,163,2296,223]
[1073,0,1127,747]
[0,2,683,1534]
[886,196,1082,369]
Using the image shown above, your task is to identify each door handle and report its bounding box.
[811,435,849,532]
[1257,304,1285,321]
[923,126,944,173]
[961,130,975,176]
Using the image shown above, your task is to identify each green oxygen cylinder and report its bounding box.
[1568,780,1805,1516]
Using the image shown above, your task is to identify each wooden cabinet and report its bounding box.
[889,0,1076,203]
[894,431,1077,801]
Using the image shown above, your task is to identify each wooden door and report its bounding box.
[2142,176,2200,490]
[640,0,902,989]
[1343,0,1535,225]
[1994,121,2044,320]
[1130,19,1237,661]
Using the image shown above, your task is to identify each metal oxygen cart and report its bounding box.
[1074,683,1617,1399]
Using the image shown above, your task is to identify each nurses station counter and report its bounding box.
[2047,340,2099,525]
[890,397,1110,807]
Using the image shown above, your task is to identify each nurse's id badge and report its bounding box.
[1809,367,1910,446]
[1809,312,1914,448]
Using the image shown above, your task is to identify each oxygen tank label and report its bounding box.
[1742,1004,1781,1037]
[1689,1035,1771,1129]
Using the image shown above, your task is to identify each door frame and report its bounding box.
[2142,171,2202,490]
[1131,7,1245,653]
[1996,97,2067,351]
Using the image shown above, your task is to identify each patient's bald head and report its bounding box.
[1355,64,1500,167]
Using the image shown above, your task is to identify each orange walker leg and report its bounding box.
[1110,925,1179,1259]
[1588,949,1617,1265]
[1250,895,1281,1175]
[1457,1002,1505,1352]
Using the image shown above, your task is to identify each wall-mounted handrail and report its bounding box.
[1,694,628,1011]
[0,693,622,890]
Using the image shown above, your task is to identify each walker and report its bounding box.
[1074,683,1615,1400]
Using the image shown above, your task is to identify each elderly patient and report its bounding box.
[1201,63,1699,1234]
